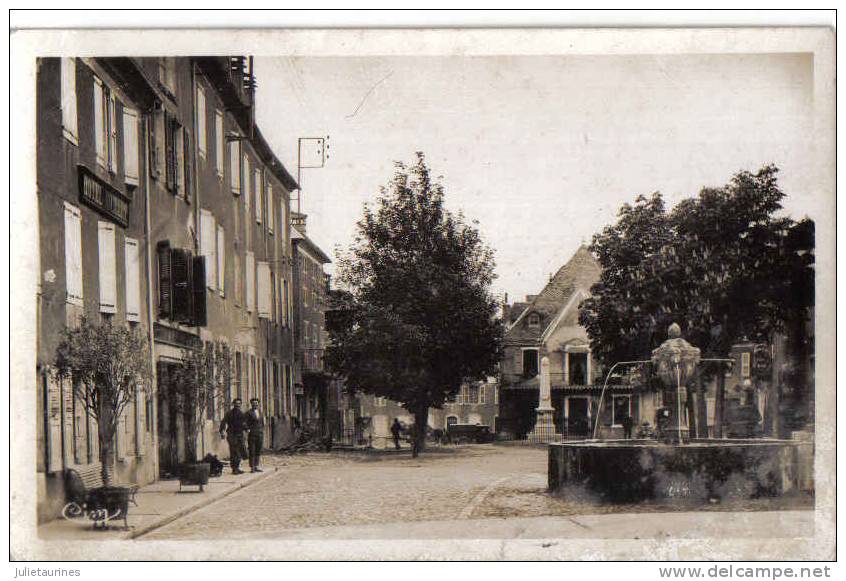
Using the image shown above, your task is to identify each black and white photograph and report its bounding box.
[9,16,836,565]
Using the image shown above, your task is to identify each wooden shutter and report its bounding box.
[157,242,172,318]
[63,202,83,305]
[200,210,216,290]
[182,129,191,202]
[267,184,274,233]
[98,221,117,314]
[217,225,225,296]
[125,237,141,322]
[171,247,192,323]
[245,251,255,312]
[135,384,145,456]
[255,168,262,224]
[165,114,176,192]
[229,140,241,194]
[149,105,161,179]
[192,255,207,327]
[123,108,139,185]
[257,261,270,318]
[177,128,186,197]
[244,157,251,215]
[215,111,224,176]
[196,85,207,158]
[61,58,78,144]
[108,95,118,173]
[94,77,106,167]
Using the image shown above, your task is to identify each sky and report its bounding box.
[253,53,814,303]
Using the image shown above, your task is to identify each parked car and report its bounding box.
[446,424,495,444]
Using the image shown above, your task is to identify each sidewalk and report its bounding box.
[37,459,281,541]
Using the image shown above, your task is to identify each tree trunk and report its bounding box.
[412,407,428,458]
[685,382,697,438]
[98,407,114,487]
[714,372,725,439]
[696,370,709,439]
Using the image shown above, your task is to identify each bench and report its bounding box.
[63,464,140,530]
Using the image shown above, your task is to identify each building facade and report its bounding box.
[36,56,300,521]
[499,246,652,440]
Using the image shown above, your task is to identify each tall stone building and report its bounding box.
[35,56,299,520]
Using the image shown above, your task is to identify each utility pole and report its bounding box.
[294,136,329,217]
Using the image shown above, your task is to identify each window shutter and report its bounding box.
[245,251,255,313]
[182,129,191,202]
[165,114,176,192]
[267,184,274,233]
[177,128,186,197]
[200,209,216,290]
[244,157,251,215]
[63,202,83,305]
[135,384,145,456]
[257,262,270,318]
[93,77,106,167]
[255,168,263,224]
[157,242,172,318]
[149,105,161,179]
[97,221,117,314]
[125,237,141,322]
[196,85,207,158]
[122,108,139,185]
[61,58,78,144]
[229,140,241,194]
[192,255,207,327]
[234,253,241,305]
[171,247,192,323]
[108,95,118,173]
[217,225,225,296]
[215,111,224,176]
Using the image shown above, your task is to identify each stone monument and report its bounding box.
[528,356,557,442]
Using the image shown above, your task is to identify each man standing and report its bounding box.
[390,418,402,450]
[220,399,247,474]
[245,398,265,473]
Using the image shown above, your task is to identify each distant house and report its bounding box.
[499,246,650,440]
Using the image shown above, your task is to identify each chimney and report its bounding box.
[291,211,307,235]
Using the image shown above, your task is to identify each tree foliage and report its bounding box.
[169,340,231,463]
[326,153,503,454]
[579,165,815,374]
[55,318,152,485]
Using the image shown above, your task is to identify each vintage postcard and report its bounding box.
[9,25,835,562]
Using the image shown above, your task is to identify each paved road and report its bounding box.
[142,444,813,541]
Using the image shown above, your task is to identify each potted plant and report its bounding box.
[55,318,152,520]
[170,341,229,491]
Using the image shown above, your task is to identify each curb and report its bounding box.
[127,468,278,540]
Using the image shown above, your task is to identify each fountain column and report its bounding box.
[528,356,557,443]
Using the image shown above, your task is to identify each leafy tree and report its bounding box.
[326,153,503,456]
[579,166,814,436]
[169,340,230,463]
[55,318,152,485]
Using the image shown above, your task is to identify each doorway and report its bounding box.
[566,397,590,437]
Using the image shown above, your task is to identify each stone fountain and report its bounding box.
[548,324,801,503]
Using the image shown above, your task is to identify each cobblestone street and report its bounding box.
[141,444,813,540]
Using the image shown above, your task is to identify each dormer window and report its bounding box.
[527,313,540,329]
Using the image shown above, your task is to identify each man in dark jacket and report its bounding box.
[390,418,402,450]
[220,399,247,474]
[245,398,265,472]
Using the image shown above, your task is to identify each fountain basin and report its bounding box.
[548,439,800,503]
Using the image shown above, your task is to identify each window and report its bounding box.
[245,251,255,312]
[254,168,263,224]
[528,313,540,329]
[97,221,117,314]
[567,352,588,385]
[257,261,271,319]
[522,349,539,378]
[234,351,243,400]
[122,108,139,185]
[63,202,83,306]
[200,210,217,291]
[233,254,242,306]
[612,395,632,427]
[164,114,182,194]
[741,352,751,378]
[229,139,241,194]
[374,397,387,407]
[282,278,290,326]
[124,238,141,322]
[217,225,225,297]
[93,77,117,173]
[196,85,207,159]
[214,111,224,178]
[156,243,206,326]
[60,58,78,144]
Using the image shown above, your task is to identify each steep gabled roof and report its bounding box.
[505,245,600,344]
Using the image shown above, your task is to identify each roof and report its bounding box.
[505,245,601,345]
[292,229,332,264]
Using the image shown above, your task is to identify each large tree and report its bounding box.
[579,166,814,436]
[326,153,503,456]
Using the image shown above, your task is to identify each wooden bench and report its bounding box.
[63,464,140,530]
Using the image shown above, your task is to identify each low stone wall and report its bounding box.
[548,439,801,503]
